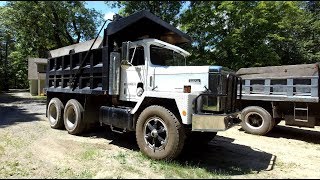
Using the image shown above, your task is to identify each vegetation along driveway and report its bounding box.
[0,90,319,178]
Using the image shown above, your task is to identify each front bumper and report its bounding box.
[191,111,241,132]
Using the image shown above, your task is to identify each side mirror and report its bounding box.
[121,41,130,62]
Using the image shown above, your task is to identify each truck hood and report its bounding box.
[153,66,222,93]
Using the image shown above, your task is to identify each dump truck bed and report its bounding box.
[46,46,109,95]
[236,63,320,103]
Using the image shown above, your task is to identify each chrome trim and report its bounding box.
[191,111,241,132]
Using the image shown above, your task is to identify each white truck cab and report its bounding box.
[115,38,240,129]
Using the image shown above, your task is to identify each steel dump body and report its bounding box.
[46,47,108,95]
[237,63,319,103]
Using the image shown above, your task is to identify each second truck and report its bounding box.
[237,63,320,135]
[45,10,241,160]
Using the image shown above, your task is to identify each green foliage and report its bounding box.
[1,1,319,90]
[0,1,103,89]
[180,1,320,70]
[106,1,186,26]
[111,1,320,70]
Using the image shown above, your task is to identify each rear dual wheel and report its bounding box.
[47,98,64,129]
[63,99,86,135]
[47,98,86,135]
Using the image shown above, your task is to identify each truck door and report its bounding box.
[119,45,146,102]
[147,44,187,92]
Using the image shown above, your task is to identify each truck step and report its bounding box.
[294,103,309,122]
[110,125,127,134]
[294,107,308,111]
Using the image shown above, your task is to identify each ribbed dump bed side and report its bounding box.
[236,63,320,103]
[46,46,109,95]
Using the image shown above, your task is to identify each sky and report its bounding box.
[0,1,188,19]
[84,1,120,34]
[0,1,189,35]
[84,1,120,20]
[0,1,120,35]
[0,1,120,20]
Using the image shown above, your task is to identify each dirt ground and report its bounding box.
[0,90,320,178]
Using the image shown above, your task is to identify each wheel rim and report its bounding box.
[66,106,76,129]
[143,116,168,151]
[49,103,58,125]
[245,112,264,129]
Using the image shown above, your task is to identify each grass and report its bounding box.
[0,145,4,156]
[0,160,30,177]
[114,151,127,165]
[0,133,244,179]
[115,151,231,179]
[31,95,47,100]
[76,169,94,178]
[148,159,229,179]
[56,167,74,177]
[0,133,25,149]
[56,167,95,178]
[79,147,100,161]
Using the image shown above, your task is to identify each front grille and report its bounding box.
[203,72,239,114]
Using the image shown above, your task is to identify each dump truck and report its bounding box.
[45,10,241,160]
[236,63,320,135]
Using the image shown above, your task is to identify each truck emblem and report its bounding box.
[189,79,201,84]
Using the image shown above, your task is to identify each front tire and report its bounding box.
[47,98,64,129]
[63,99,85,135]
[136,105,186,160]
[241,106,274,135]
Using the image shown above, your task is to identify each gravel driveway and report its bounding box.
[0,90,320,178]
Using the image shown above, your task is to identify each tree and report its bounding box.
[0,1,103,89]
[1,1,103,57]
[304,1,320,62]
[106,1,186,26]
[180,1,320,70]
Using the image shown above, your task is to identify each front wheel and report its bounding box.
[241,106,274,135]
[135,105,186,160]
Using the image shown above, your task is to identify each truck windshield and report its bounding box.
[150,45,186,66]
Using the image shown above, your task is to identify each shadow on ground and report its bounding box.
[0,90,46,128]
[177,135,274,176]
[83,127,274,176]
[237,124,320,144]
[82,126,140,151]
